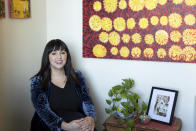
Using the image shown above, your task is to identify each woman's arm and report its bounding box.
[30,76,63,131]
[75,70,96,121]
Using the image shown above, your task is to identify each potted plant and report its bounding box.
[105,78,147,131]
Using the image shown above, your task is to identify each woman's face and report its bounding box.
[49,49,67,71]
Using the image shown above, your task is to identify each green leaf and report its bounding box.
[112,85,122,94]
[122,79,130,89]
[127,94,134,101]
[112,97,121,102]
[134,102,139,108]
[105,108,111,114]
[121,102,128,108]
[106,99,112,105]
[133,102,139,112]
[128,106,134,113]
[133,93,140,100]
[112,104,117,111]
[112,85,122,90]
[129,78,135,86]
[115,97,122,102]
[142,101,148,113]
[122,78,134,89]
[108,89,113,97]
[125,127,131,131]
[122,110,129,117]
[120,93,127,98]
[113,98,120,102]
[128,118,134,128]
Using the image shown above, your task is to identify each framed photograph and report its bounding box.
[0,0,5,18]
[8,0,31,18]
[147,87,178,125]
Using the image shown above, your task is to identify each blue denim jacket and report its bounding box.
[30,70,96,131]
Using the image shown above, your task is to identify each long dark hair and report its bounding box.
[32,39,79,90]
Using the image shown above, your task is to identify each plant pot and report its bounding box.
[114,112,134,119]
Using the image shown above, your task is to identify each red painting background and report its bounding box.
[83,0,196,63]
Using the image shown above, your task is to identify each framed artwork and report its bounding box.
[9,0,30,18]
[0,0,5,18]
[83,0,196,63]
[147,87,178,125]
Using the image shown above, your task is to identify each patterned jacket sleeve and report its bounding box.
[30,76,63,131]
[75,70,97,121]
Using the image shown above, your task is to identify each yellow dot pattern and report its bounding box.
[93,1,102,12]
[119,0,127,10]
[170,30,182,42]
[145,34,154,45]
[103,0,118,13]
[93,44,107,57]
[129,0,145,12]
[132,33,142,44]
[127,18,136,29]
[145,0,158,10]
[131,47,141,58]
[158,0,167,5]
[99,32,109,43]
[185,0,196,6]
[183,29,196,46]
[139,18,149,29]
[109,31,121,46]
[184,14,195,26]
[182,46,196,62]
[120,46,130,58]
[155,30,169,45]
[168,45,182,61]
[89,15,102,32]
[160,16,168,26]
[86,0,196,62]
[169,13,182,28]
[102,17,113,32]
[122,34,130,44]
[143,48,154,58]
[173,0,183,4]
[157,48,167,59]
[113,17,126,32]
[110,47,118,55]
[151,16,159,26]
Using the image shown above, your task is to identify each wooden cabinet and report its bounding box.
[104,115,182,131]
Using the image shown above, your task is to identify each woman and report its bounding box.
[30,39,96,131]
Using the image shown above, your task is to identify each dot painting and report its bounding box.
[83,0,196,63]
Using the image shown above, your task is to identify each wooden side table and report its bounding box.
[104,115,182,131]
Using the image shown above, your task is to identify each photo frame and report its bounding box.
[0,0,5,18]
[147,87,178,125]
[8,0,31,18]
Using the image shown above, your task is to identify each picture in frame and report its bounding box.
[8,0,31,18]
[0,0,5,18]
[147,87,178,125]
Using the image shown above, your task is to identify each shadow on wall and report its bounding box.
[6,85,34,131]
[85,74,104,130]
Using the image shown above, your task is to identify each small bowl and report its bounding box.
[139,114,151,124]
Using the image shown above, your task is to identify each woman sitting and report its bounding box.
[30,39,96,131]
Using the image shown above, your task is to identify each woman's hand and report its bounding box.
[61,116,95,131]
[61,119,82,131]
[78,116,95,131]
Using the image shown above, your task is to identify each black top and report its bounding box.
[49,78,85,122]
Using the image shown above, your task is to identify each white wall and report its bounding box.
[47,0,196,131]
[0,0,46,130]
